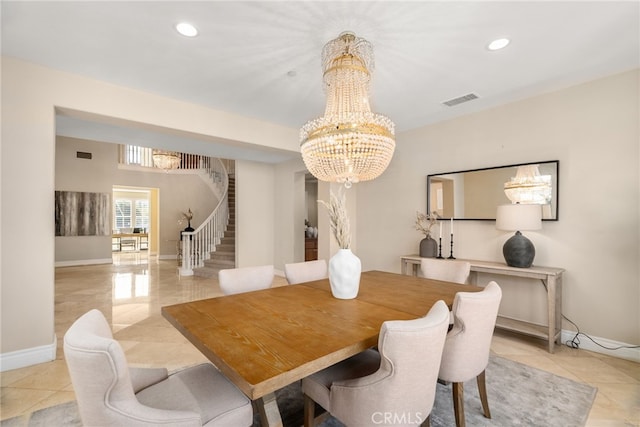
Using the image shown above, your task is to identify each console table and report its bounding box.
[401,255,565,353]
[112,233,148,251]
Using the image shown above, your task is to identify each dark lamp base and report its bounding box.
[503,231,535,268]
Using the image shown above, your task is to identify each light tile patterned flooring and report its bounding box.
[1,253,638,425]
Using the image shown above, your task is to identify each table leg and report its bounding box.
[401,259,421,276]
[256,392,283,427]
[544,276,560,353]
[553,275,563,346]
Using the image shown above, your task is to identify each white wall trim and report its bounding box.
[55,258,112,267]
[0,335,57,372]
[560,329,640,362]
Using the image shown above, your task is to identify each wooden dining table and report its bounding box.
[161,270,479,427]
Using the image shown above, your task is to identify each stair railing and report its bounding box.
[179,158,229,276]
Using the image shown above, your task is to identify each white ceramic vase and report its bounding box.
[328,249,361,299]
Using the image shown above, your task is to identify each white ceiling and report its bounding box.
[2,1,639,162]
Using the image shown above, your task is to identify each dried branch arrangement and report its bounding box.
[415,211,438,237]
[318,190,351,249]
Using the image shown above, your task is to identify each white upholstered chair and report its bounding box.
[419,258,471,284]
[63,309,253,427]
[301,300,450,427]
[218,264,274,295]
[284,259,328,285]
[438,281,502,427]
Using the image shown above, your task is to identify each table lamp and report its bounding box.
[496,204,542,268]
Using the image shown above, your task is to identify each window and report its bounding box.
[114,200,132,229]
[135,200,149,229]
[114,197,149,231]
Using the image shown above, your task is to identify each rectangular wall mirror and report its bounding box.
[427,160,559,220]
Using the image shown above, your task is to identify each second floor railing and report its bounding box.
[118,145,216,171]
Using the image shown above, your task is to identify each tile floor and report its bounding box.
[1,252,638,426]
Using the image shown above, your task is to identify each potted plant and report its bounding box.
[415,211,439,258]
[181,208,194,231]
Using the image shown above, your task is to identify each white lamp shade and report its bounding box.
[496,204,542,231]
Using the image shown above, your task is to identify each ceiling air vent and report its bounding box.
[442,93,479,107]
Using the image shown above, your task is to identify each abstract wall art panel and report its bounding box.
[55,191,111,236]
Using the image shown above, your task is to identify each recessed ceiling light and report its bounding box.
[176,22,198,37]
[487,38,510,51]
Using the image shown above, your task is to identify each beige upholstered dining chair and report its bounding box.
[419,258,471,284]
[438,281,502,427]
[301,300,450,427]
[63,309,253,427]
[284,259,328,284]
[218,264,274,295]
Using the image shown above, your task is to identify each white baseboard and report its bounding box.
[55,258,112,267]
[561,330,640,362]
[179,268,194,276]
[0,335,57,372]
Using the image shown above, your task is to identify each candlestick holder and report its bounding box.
[447,233,456,259]
[437,237,444,259]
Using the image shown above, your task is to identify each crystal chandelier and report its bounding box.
[152,149,181,171]
[504,165,552,204]
[300,32,395,188]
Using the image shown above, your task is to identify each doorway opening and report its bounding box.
[304,174,318,261]
[112,185,159,265]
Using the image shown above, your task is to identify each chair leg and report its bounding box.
[303,394,315,427]
[477,370,491,419]
[452,382,465,427]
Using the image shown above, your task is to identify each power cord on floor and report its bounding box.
[537,280,639,351]
[562,314,640,351]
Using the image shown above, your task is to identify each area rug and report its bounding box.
[2,356,596,427]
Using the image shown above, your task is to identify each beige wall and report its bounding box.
[1,57,296,362]
[356,69,639,346]
[54,137,116,263]
[55,136,219,262]
[274,157,308,268]
[1,55,638,367]
[235,160,276,268]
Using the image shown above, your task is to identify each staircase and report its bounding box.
[193,175,236,278]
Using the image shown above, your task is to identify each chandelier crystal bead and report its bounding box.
[300,32,395,188]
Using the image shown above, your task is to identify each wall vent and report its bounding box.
[442,93,479,107]
[76,151,92,159]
